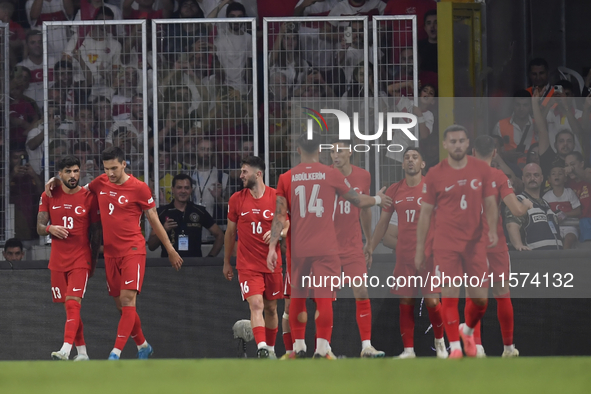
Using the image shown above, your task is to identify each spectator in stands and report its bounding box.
[227,136,254,194]
[159,100,191,153]
[384,0,436,42]
[95,96,115,142]
[18,30,55,110]
[26,104,65,176]
[164,0,207,64]
[75,0,123,23]
[269,22,311,87]
[26,0,73,58]
[0,2,25,67]
[75,104,103,154]
[526,58,554,100]
[526,142,540,165]
[109,125,141,173]
[388,47,414,98]
[505,163,563,251]
[293,67,341,98]
[73,141,99,185]
[491,134,524,195]
[111,66,138,121]
[546,80,585,153]
[413,84,436,140]
[565,151,591,241]
[492,90,535,157]
[51,60,84,121]
[10,65,40,150]
[9,147,44,240]
[156,150,175,204]
[417,9,437,74]
[148,173,224,258]
[338,20,383,84]
[3,238,24,262]
[543,164,581,249]
[328,0,385,20]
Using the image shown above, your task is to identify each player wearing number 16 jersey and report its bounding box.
[223,156,286,359]
[267,133,392,359]
[38,156,101,361]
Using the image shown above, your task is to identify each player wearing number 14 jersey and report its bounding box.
[223,156,286,359]
[38,156,101,361]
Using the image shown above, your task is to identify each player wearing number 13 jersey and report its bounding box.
[38,156,101,361]
[267,133,391,359]
[223,156,285,358]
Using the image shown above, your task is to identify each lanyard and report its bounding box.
[195,168,213,201]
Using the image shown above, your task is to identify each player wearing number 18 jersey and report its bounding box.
[223,156,285,358]
[38,156,101,361]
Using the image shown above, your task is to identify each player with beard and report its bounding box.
[370,147,448,359]
[415,125,498,359]
[46,147,183,360]
[37,155,101,361]
[223,156,289,358]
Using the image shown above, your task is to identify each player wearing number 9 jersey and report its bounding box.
[223,156,285,359]
[415,125,499,359]
[267,133,392,359]
[38,155,101,361]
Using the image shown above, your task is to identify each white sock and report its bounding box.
[60,342,72,356]
[450,341,461,351]
[463,325,475,336]
[504,345,515,352]
[111,348,122,357]
[316,338,330,355]
[285,350,293,354]
[404,347,415,353]
[361,340,372,350]
[257,341,268,350]
[266,345,275,353]
[137,340,148,350]
[76,345,87,356]
[435,337,445,344]
[293,339,306,353]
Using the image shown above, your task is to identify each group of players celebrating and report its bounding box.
[39,124,531,360]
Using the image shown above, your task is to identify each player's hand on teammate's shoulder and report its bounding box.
[223,261,234,281]
[45,177,62,198]
[377,187,393,209]
[48,225,69,239]
[168,249,183,271]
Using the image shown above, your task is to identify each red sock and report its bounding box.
[464,299,482,344]
[426,303,444,340]
[64,300,81,345]
[495,296,514,346]
[74,319,85,347]
[289,298,307,340]
[130,312,146,346]
[465,298,488,329]
[252,326,266,346]
[114,306,136,351]
[399,304,415,348]
[356,300,372,342]
[265,327,278,347]
[441,297,460,342]
[314,298,333,341]
[283,332,293,351]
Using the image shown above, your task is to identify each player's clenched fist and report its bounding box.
[414,249,426,271]
[267,248,278,272]
[223,262,234,281]
[168,249,183,271]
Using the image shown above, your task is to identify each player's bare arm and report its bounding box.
[484,195,499,248]
[369,209,394,252]
[89,222,102,277]
[145,207,183,271]
[341,187,392,209]
[223,220,237,281]
[263,219,289,244]
[506,222,531,251]
[37,210,69,239]
[208,223,224,257]
[414,201,434,271]
[360,206,373,269]
[504,194,533,217]
[267,196,287,271]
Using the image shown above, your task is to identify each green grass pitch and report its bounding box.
[1,358,590,393]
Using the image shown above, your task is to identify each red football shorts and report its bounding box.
[339,251,368,279]
[104,254,146,297]
[291,255,341,299]
[391,253,440,297]
[238,269,283,301]
[487,250,510,283]
[50,268,89,303]
[433,241,490,288]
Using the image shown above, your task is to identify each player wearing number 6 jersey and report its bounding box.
[223,156,287,359]
[330,142,385,358]
[415,125,499,359]
[370,147,447,359]
[46,147,183,360]
[38,156,101,361]
[267,133,392,359]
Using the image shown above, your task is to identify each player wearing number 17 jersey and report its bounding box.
[38,156,101,361]
[267,133,391,359]
[223,156,286,359]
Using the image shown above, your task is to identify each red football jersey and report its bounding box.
[385,178,425,260]
[88,174,155,257]
[228,187,281,273]
[279,162,351,258]
[39,187,99,272]
[485,167,515,253]
[422,156,496,251]
[333,165,371,254]
[567,179,591,218]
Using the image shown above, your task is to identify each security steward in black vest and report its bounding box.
[148,174,224,257]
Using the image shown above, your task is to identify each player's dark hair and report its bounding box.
[513,89,532,98]
[443,124,468,140]
[403,146,423,160]
[565,151,585,164]
[58,155,81,171]
[172,173,193,188]
[555,129,574,144]
[424,9,437,24]
[226,1,246,16]
[241,156,265,173]
[528,58,549,71]
[102,146,125,163]
[296,132,321,154]
[474,135,496,158]
[4,238,23,252]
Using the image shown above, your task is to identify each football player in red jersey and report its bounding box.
[267,133,391,358]
[223,156,289,358]
[37,155,101,361]
[415,125,498,359]
[470,135,533,357]
[370,147,447,359]
[330,142,385,358]
[46,147,183,360]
